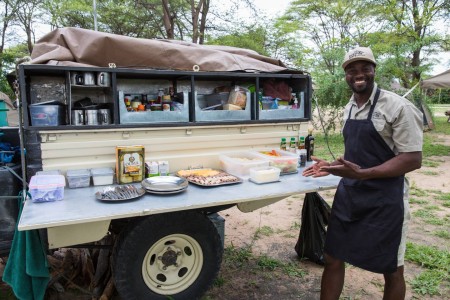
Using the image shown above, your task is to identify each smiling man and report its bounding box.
[302,47,423,300]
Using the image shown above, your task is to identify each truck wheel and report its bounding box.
[112,211,223,300]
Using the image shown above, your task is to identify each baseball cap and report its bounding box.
[342,47,377,69]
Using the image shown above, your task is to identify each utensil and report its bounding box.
[83,72,95,86]
[97,72,111,87]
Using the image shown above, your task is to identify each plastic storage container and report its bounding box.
[251,149,299,174]
[29,103,67,126]
[91,167,114,186]
[66,169,91,188]
[36,170,62,176]
[219,151,270,177]
[249,166,281,184]
[29,175,65,203]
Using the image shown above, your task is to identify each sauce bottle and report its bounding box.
[305,128,314,161]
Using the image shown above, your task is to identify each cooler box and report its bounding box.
[29,102,67,126]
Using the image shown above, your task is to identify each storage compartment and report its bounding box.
[29,103,67,126]
[249,166,281,183]
[258,91,305,120]
[117,77,190,124]
[29,175,65,202]
[251,149,299,174]
[194,91,251,122]
[219,151,269,177]
[91,167,114,186]
[66,169,91,188]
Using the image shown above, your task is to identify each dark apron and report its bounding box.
[324,88,404,274]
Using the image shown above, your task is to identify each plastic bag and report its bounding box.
[294,192,331,265]
[227,86,248,109]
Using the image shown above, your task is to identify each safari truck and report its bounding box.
[11,27,340,299]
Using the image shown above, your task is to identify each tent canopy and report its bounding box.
[30,27,299,74]
[420,69,450,89]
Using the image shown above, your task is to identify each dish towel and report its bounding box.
[3,194,49,300]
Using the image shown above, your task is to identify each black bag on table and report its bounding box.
[294,192,331,265]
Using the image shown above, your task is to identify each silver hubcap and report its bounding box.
[142,234,203,295]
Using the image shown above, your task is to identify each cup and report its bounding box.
[71,110,85,125]
[97,72,111,87]
[71,72,84,85]
[98,108,111,125]
[83,72,95,86]
[85,109,99,125]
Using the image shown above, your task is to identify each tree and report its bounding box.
[369,0,450,87]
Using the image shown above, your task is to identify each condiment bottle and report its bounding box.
[289,137,296,153]
[280,138,287,151]
[156,88,164,104]
[305,128,315,161]
[298,136,305,150]
[299,149,307,167]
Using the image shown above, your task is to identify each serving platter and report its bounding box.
[176,169,242,187]
[95,185,145,202]
[141,176,188,192]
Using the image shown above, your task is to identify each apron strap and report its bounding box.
[347,88,381,121]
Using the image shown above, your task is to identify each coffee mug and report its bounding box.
[85,109,99,125]
[83,72,95,86]
[98,108,111,125]
[71,73,84,85]
[97,72,111,87]
[71,110,85,125]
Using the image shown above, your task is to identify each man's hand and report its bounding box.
[302,156,333,177]
[319,157,362,179]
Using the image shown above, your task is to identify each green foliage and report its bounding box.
[223,245,252,267]
[311,132,345,162]
[433,230,450,240]
[405,242,450,296]
[412,208,445,226]
[206,26,269,56]
[256,255,281,271]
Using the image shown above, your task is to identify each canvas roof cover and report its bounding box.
[420,69,450,89]
[30,27,296,74]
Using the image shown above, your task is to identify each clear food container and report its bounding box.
[29,175,65,202]
[91,167,114,186]
[249,166,281,184]
[251,149,299,174]
[219,151,270,177]
[66,169,91,188]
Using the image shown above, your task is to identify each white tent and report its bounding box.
[421,69,450,89]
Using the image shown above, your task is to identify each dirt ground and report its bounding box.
[204,133,450,300]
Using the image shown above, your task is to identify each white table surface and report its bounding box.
[18,170,340,231]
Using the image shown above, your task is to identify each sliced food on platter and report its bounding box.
[176,168,241,186]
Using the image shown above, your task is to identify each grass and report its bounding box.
[412,208,445,225]
[433,230,450,239]
[405,242,450,296]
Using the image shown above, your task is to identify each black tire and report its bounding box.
[112,211,223,300]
